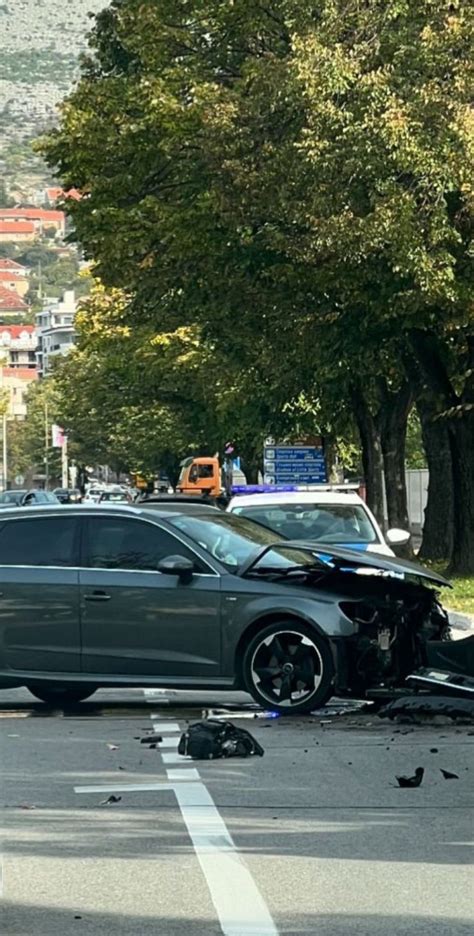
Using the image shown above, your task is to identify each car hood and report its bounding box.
[241,541,451,587]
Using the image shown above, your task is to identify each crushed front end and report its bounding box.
[331,573,450,696]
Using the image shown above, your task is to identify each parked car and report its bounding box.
[0,503,460,713]
[83,487,107,503]
[0,490,59,508]
[53,488,82,504]
[227,491,410,556]
[97,490,131,504]
[0,490,29,507]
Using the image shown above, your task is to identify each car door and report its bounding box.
[0,514,81,673]
[79,514,222,677]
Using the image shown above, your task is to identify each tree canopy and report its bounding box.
[41,0,473,571]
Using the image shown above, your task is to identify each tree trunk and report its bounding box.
[380,382,412,532]
[409,330,474,574]
[241,458,260,485]
[448,414,474,575]
[417,401,454,562]
[352,387,385,526]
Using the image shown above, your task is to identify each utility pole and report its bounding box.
[0,360,7,491]
[44,399,49,490]
[61,435,68,488]
[2,414,7,492]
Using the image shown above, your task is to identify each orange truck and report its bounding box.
[176,456,222,497]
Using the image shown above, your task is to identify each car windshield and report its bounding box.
[166,512,285,572]
[101,492,128,501]
[232,502,379,545]
[0,490,26,504]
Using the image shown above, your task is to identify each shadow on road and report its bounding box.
[0,903,472,935]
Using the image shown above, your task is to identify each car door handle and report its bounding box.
[84,591,111,602]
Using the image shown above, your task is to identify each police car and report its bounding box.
[227,489,410,557]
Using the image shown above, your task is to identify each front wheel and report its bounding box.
[242,622,334,715]
[27,684,98,705]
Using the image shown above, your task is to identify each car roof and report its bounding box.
[0,503,217,521]
[229,491,364,507]
[137,502,220,512]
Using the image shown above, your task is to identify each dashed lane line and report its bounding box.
[73,695,279,935]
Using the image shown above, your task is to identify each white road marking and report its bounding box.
[158,736,179,748]
[167,768,200,781]
[75,782,183,793]
[152,721,181,732]
[171,778,278,936]
[162,752,191,764]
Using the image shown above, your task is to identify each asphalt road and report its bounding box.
[0,687,472,936]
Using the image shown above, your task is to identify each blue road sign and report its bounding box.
[263,445,327,484]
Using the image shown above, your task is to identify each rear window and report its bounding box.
[0,517,78,566]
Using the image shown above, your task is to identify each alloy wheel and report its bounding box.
[250,629,324,709]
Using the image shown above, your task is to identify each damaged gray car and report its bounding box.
[0,505,470,713]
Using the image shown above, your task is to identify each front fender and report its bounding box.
[221,588,356,676]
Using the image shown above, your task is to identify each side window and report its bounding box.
[84,517,208,572]
[0,517,78,567]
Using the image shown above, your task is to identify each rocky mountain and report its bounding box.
[0,0,107,198]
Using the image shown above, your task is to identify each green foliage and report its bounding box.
[8,380,62,483]
[0,179,15,208]
[425,562,474,615]
[405,410,427,469]
[40,0,473,561]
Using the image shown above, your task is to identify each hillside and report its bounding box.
[0,0,107,199]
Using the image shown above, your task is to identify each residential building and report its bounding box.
[0,209,65,236]
[0,271,29,298]
[0,221,36,243]
[0,259,29,277]
[0,367,37,419]
[0,326,37,370]
[36,290,76,377]
[38,187,81,206]
[0,286,29,318]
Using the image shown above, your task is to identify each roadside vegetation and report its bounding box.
[430,565,474,616]
[37,0,473,575]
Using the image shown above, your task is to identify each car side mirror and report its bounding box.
[386,528,411,546]
[157,555,195,582]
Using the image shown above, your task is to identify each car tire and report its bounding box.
[27,684,98,705]
[242,621,334,715]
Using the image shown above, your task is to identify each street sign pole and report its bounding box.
[44,400,49,490]
[2,413,7,491]
[61,436,69,489]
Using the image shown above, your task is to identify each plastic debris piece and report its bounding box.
[379,696,474,721]
[396,767,424,788]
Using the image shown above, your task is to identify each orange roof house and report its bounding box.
[44,187,81,205]
[0,285,28,314]
[0,221,36,242]
[0,208,65,234]
[0,259,28,275]
[0,271,29,297]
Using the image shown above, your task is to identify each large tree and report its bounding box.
[42,0,473,570]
